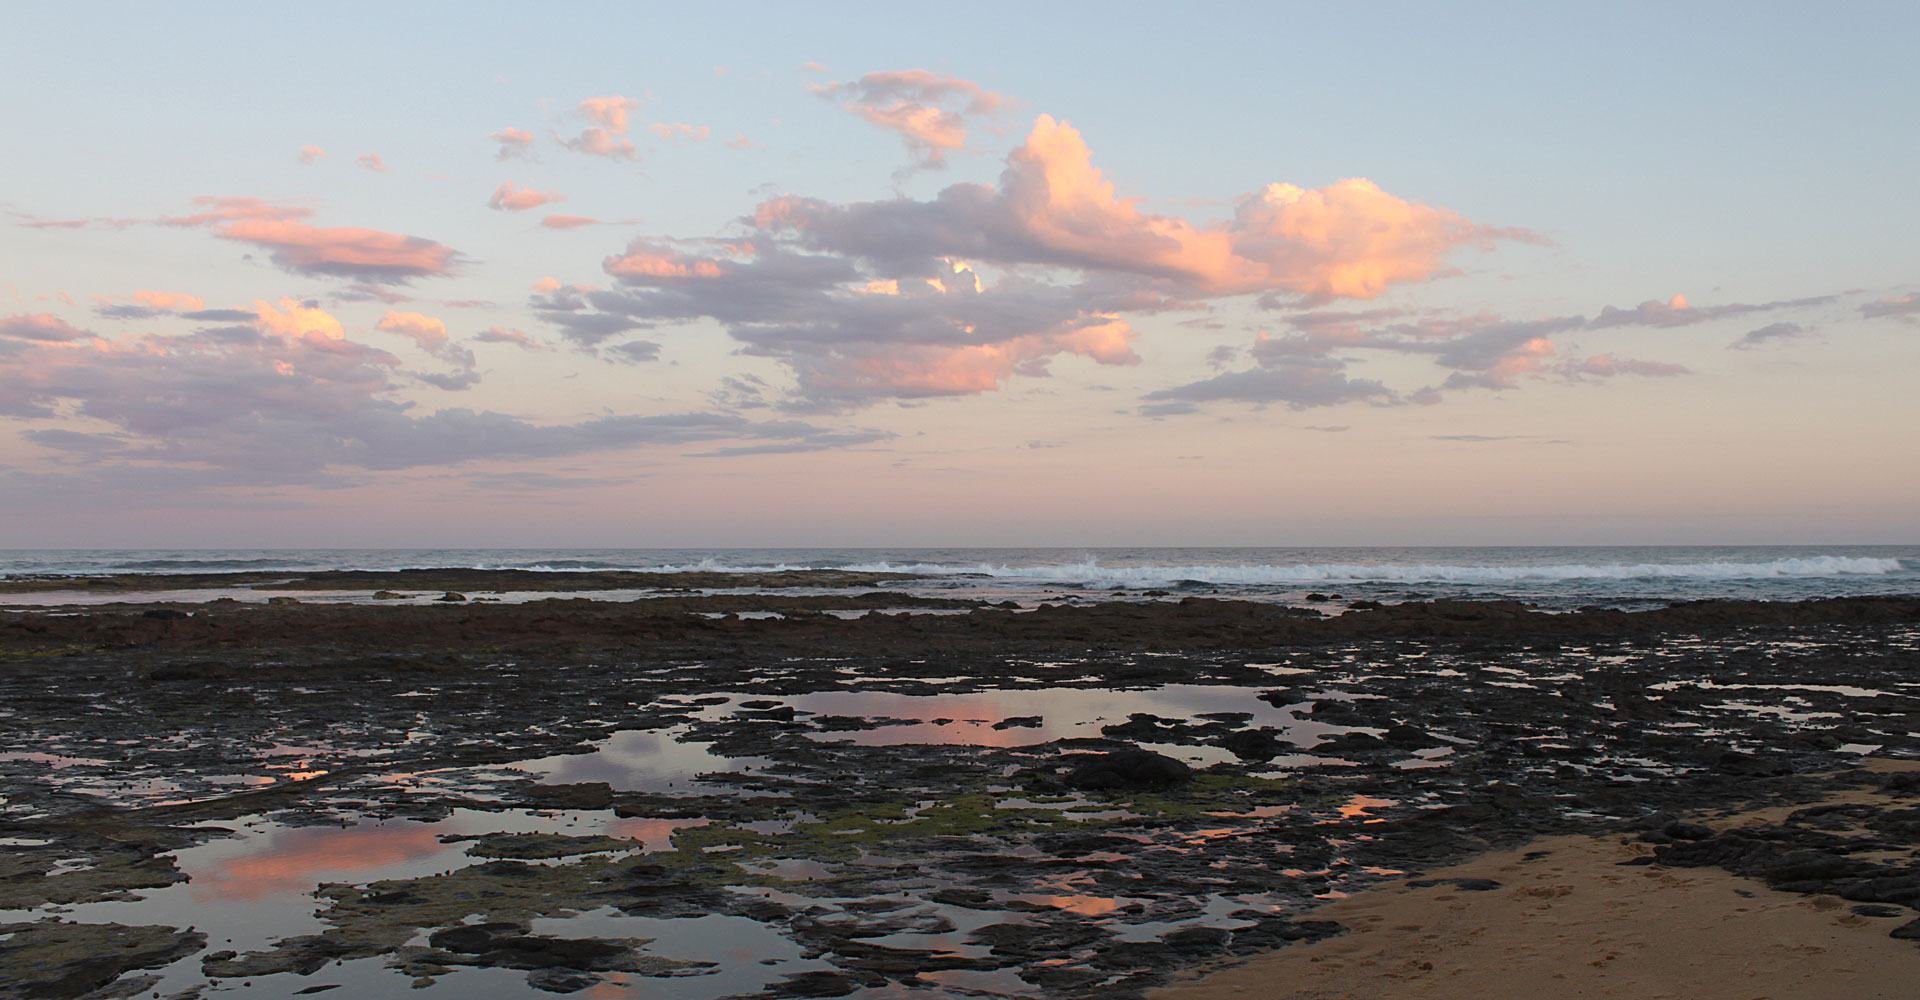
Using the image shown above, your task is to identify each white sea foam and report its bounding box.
[827,555,1909,588]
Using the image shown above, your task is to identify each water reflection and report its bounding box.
[194,821,458,902]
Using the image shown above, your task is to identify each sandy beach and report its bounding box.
[1154,761,1920,1000]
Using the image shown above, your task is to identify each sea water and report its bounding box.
[1,545,1916,610]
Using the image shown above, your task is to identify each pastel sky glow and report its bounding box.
[4,2,1916,546]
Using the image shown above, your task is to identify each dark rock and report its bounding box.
[524,782,614,810]
[1382,724,1441,748]
[437,591,468,602]
[1852,904,1906,918]
[525,967,600,992]
[428,922,524,954]
[1408,877,1502,891]
[1217,728,1287,760]
[141,609,189,620]
[1839,872,1920,904]
[1663,821,1716,841]
[991,715,1043,730]
[1711,750,1790,777]
[1161,926,1231,955]
[1891,917,1920,940]
[1065,750,1192,790]
[770,970,864,997]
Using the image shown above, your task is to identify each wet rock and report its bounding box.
[1162,926,1232,955]
[0,920,206,999]
[1852,904,1906,918]
[767,970,865,996]
[1382,724,1443,748]
[1217,728,1287,760]
[1101,714,1176,741]
[525,967,600,992]
[523,782,615,810]
[427,922,525,953]
[1408,877,1503,891]
[371,590,408,600]
[1065,749,1192,791]
[991,715,1043,730]
[436,591,467,602]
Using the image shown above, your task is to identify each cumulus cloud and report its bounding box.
[375,310,450,353]
[724,133,765,151]
[298,145,328,165]
[254,297,346,340]
[489,127,536,160]
[577,96,641,134]
[560,127,637,160]
[535,115,1504,408]
[561,96,642,159]
[488,181,565,212]
[814,70,1006,170]
[357,152,387,173]
[757,116,1488,300]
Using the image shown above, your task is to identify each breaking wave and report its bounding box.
[831,556,1910,589]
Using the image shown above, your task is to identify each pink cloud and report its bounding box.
[297,145,328,165]
[795,317,1136,400]
[357,152,387,173]
[604,245,726,280]
[1561,353,1691,378]
[489,127,536,160]
[759,115,1487,301]
[1863,294,1920,320]
[0,313,92,343]
[487,181,565,212]
[253,298,346,341]
[158,196,313,228]
[134,290,205,312]
[815,70,1006,169]
[649,122,710,142]
[474,326,550,351]
[577,96,641,135]
[723,133,765,151]
[540,215,601,229]
[189,207,461,283]
[560,127,637,160]
[375,310,449,353]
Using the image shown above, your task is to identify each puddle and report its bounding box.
[514,725,777,793]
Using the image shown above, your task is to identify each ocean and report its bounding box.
[2,545,1916,611]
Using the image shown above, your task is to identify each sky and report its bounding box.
[3,2,1916,547]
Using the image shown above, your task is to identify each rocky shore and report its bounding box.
[1,593,1916,998]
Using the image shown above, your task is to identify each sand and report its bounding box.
[1151,761,1920,1000]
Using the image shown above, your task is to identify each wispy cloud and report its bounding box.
[813,70,1006,171]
